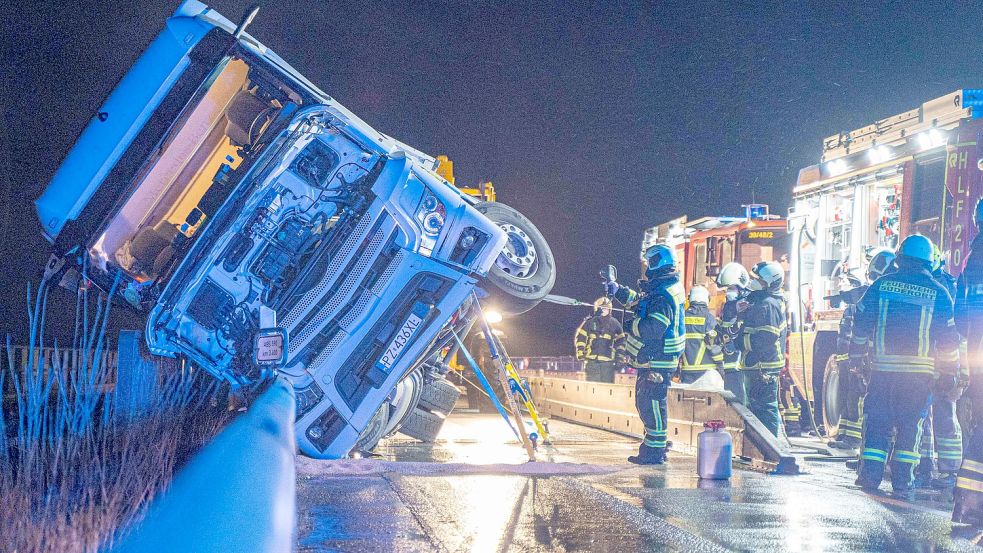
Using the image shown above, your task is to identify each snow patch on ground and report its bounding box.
[296,457,625,477]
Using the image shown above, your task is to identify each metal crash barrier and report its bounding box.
[525,373,799,474]
[110,379,297,553]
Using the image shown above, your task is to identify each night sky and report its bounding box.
[3,1,983,355]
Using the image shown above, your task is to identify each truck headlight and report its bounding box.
[415,189,447,255]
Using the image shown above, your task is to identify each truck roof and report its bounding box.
[794,89,982,196]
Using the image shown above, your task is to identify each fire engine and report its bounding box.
[641,205,788,309]
[787,89,983,434]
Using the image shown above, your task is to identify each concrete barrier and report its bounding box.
[526,375,799,474]
[110,379,297,553]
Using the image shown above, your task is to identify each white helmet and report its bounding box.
[716,262,751,289]
[689,285,710,304]
[751,261,784,290]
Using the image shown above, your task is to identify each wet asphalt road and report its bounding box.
[295,412,983,552]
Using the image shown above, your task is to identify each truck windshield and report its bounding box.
[89,51,299,282]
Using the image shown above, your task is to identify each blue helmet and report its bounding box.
[897,234,934,267]
[643,244,677,274]
[866,248,896,282]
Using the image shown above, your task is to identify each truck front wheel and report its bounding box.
[474,202,555,316]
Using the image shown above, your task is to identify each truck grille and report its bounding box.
[299,245,404,370]
[280,214,376,329]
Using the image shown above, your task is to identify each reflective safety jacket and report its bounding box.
[716,298,745,370]
[850,265,960,376]
[682,302,724,371]
[616,274,686,370]
[575,314,625,361]
[956,234,983,375]
[737,290,788,371]
[835,285,869,364]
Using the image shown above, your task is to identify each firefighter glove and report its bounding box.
[604,280,620,298]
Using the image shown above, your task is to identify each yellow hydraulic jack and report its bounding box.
[475,296,550,461]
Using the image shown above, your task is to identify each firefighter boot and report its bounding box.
[914,461,935,489]
[932,472,957,491]
[953,487,983,526]
[628,444,666,465]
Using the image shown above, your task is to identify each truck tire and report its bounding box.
[417,375,462,416]
[810,336,836,436]
[474,202,555,316]
[383,369,424,438]
[821,355,842,434]
[398,407,446,442]
[352,402,390,453]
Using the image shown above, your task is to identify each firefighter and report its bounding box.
[575,297,625,383]
[953,199,983,524]
[715,262,753,405]
[606,244,686,465]
[737,261,788,437]
[828,249,897,451]
[916,245,965,489]
[680,285,723,384]
[851,234,961,499]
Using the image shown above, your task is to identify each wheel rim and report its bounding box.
[495,223,539,279]
[822,355,841,432]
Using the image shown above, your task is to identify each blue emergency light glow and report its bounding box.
[745,204,769,220]
[962,89,983,119]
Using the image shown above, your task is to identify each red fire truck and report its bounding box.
[641,205,788,310]
[787,89,983,433]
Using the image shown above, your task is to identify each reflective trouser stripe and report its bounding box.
[894,449,920,465]
[963,459,983,474]
[937,437,963,460]
[957,458,983,492]
[839,417,862,438]
[862,448,888,462]
[957,477,983,492]
[643,400,667,448]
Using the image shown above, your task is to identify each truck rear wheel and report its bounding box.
[474,202,555,316]
[398,407,445,442]
[417,374,461,416]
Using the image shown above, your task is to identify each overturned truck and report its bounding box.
[34,1,554,458]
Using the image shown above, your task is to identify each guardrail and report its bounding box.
[109,379,297,553]
[525,373,799,474]
[1,344,117,375]
[514,355,582,374]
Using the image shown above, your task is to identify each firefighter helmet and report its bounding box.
[751,261,784,291]
[643,244,676,274]
[898,234,934,267]
[716,262,751,289]
[689,285,710,305]
[866,248,897,282]
[593,297,613,312]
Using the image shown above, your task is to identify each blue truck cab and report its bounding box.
[35,1,554,458]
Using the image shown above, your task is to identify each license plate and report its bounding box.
[376,312,424,371]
